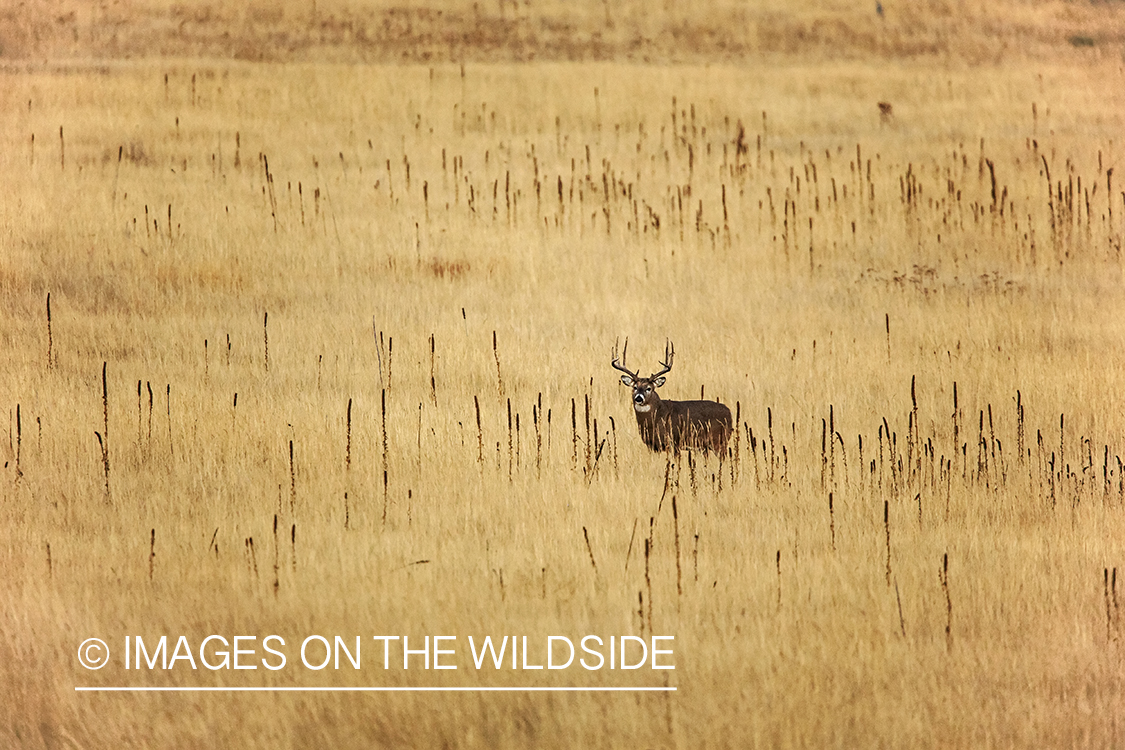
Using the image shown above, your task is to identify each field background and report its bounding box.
[3,1,1125,747]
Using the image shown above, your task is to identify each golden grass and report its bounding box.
[4,0,1125,65]
[2,22,1125,749]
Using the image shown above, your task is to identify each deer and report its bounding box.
[611,340,733,455]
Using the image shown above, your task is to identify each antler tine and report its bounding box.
[611,337,638,378]
[651,339,674,379]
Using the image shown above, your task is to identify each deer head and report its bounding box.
[612,339,674,413]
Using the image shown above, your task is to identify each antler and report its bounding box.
[611,338,639,379]
[650,340,674,379]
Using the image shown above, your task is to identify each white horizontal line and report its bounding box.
[76,686,675,692]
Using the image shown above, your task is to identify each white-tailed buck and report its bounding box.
[612,340,733,454]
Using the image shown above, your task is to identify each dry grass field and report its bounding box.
[3,1,1125,747]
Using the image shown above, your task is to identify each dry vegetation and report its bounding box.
[3,1,1125,748]
[4,0,1125,64]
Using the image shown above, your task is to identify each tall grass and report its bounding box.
[1,50,1124,748]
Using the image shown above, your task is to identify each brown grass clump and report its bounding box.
[427,257,470,280]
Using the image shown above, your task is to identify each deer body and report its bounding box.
[633,394,733,453]
[613,341,733,454]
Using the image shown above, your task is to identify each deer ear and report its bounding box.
[620,375,634,387]
[654,377,666,388]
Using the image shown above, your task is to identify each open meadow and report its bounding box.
[3,2,1125,747]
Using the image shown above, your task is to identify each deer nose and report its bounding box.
[633,393,645,404]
